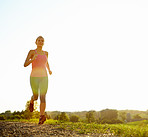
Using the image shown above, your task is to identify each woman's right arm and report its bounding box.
[24,50,35,67]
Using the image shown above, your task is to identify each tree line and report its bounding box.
[0,101,147,124]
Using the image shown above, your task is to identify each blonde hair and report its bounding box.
[35,36,44,44]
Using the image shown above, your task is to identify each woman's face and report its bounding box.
[36,37,44,47]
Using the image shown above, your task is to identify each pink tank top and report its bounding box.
[30,50,48,77]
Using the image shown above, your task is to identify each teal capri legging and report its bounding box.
[30,77,48,95]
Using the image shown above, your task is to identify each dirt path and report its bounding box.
[0,121,117,137]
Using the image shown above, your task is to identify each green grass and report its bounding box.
[56,121,148,137]
[1,119,148,137]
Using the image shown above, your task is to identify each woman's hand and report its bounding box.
[49,70,52,75]
[32,54,38,61]
[46,60,52,75]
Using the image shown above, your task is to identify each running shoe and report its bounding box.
[38,115,46,125]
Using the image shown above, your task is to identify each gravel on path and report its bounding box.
[0,121,117,137]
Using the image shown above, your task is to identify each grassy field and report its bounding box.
[2,119,148,137]
[57,120,148,137]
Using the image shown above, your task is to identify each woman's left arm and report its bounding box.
[45,51,52,75]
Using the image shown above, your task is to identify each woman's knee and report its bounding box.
[40,95,46,103]
[33,94,38,100]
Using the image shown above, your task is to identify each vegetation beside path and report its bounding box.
[1,119,148,137]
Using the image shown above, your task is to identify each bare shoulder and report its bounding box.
[44,51,48,54]
[29,49,35,55]
[26,50,35,59]
[30,49,35,53]
[44,51,48,56]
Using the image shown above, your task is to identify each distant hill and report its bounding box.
[118,110,148,119]
[46,109,148,121]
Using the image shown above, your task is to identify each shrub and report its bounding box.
[54,114,60,120]
[9,115,15,120]
[100,109,118,120]
[10,115,21,119]
[86,111,95,123]
[133,114,142,120]
[70,115,79,122]
[0,115,6,120]
[45,112,51,119]
[59,112,69,122]
[99,119,123,124]
[15,115,21,119]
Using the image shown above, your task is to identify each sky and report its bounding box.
[0,0,148,113]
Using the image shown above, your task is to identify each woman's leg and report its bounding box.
[30,77,39,112]
[30,94,38,104]
[38,93,47,124]
[29,94,38,112]
[39,77,48,116]
[40,94,46,115]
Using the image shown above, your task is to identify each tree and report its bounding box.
[4,110,12,119]
[119,112,126,121]
[59,112,69,121]
[100,109,118,120]
[126,113,131,122]
[54,114,60,120]
[70,115,79,122]
[133,114,142,120]
[0,115,6,120]
[86,111,95,123]
[13,111,21,116]
[14,115,21,119]
[49,111,60,119]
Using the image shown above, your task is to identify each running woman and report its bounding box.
[24,36,52,124]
